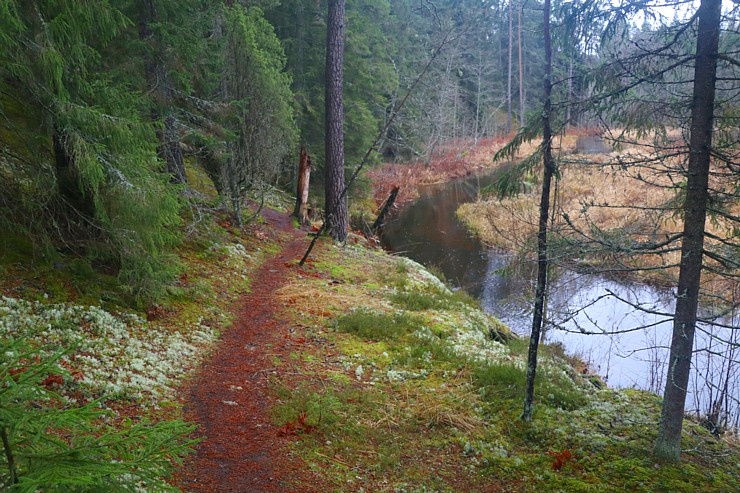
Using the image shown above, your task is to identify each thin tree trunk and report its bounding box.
[324,0,348,242]
[518,1,525,125]
[162,114,186,183]
[522,0,554,423]
[654,0,721,461]
[453,85,458,140]
[2,426,18,485]
[507,0,513,133]
[372,186,400,232]
[474,48,482,143]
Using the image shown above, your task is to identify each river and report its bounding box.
[380,170,740,431]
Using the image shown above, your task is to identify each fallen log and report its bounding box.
[372,185,400,233]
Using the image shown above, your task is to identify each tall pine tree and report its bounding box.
[324,0,348,242]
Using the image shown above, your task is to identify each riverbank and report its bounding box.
[367,131,590,210]
[457,159,679,285]
[375,134,739,439]
[367,136,508,208]
[456,138,739,299]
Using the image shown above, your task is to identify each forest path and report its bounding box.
[176,209,324,493]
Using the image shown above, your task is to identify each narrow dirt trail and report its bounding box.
[176,211,324,493]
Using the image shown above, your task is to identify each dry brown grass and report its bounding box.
[367,136,511,208]
[459,137,739,297]
[407,380,483,433]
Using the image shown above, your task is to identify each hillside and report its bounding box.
[2,194,738,492]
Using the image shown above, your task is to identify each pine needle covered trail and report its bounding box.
[176,211,324,492]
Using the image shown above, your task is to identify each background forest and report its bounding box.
[1,0,674,302]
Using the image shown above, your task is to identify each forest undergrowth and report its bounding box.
[0,159,738,491]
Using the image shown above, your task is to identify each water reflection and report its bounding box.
[514,270,738,431]
[380,174,495,296]
[381,171,740,430]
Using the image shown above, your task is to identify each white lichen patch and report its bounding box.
[0,295,217,404]
[397,257,448,292]
[382,368,430,382]
[208,241,256,273]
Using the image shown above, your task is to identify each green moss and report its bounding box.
[184,162,218,199]
[335,309,423,340]
[391,290,442,311]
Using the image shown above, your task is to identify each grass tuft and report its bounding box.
[335,309,423,340]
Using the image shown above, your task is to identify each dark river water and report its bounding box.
[381,171,740,430]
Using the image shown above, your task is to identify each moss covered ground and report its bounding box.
[1,191,738,491]
[262,230,739,492]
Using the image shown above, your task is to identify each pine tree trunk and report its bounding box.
[507,0,513,133]
[517,1,525,124]
[324,0,348,242]
[522,0,553,423]
[654,0,721,461]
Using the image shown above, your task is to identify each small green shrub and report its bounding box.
[473,362,587,411]
[395,260,409,275]
[424,263,447,283]
[446,288,479,308]
[0,338,196,491]
[272,387,343,432]
[391,291,441,311]
[336,309,422,340]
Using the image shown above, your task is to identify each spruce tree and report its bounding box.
[0,0,181,301]
[655,0,723,461]
[219,3,297,226]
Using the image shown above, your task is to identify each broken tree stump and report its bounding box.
[372,185,400,233]
[293,146,312,226]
